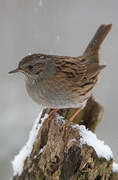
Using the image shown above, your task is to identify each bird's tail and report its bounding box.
[83,24,112,63]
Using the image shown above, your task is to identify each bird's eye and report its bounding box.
[28,65,33,70]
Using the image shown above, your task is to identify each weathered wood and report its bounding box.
[12,97,118,180]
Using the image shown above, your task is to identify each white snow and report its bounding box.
[55,113,65,125]
[112,162,118,173]
[12,109,48,176]
[72,125,113,161]
[39,147,44,155]
[70,138,77,142]
[12,111,116,176]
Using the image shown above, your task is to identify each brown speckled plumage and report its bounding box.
[9,24,112,109]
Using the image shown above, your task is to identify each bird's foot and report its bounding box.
[62,108,81,136]
[44,108,59,129]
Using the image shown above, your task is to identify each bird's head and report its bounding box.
[9,54,56,80]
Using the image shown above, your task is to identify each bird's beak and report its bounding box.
[8,68,24,74]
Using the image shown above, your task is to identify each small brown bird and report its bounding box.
[9,24,112,127]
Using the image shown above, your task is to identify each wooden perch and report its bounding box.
[12,97,118,180]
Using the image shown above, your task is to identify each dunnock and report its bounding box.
[9,24,112,127]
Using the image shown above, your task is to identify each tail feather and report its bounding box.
[83,24,112,63]
[86,64,106,79]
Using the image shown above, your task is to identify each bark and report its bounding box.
[12,97,118,180]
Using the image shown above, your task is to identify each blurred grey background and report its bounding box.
[0,0,118,179]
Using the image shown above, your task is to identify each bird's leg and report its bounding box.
[63,108,81,131]
[44,108,59,128]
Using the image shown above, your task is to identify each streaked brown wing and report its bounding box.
[55,56,87,81]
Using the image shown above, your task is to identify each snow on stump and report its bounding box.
[11,97,118,180]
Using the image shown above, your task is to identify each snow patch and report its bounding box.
[68,138,77,143]
[112,162,118,173]
[55,113,65,125]
[12,109,48,176]
[39,147,44,155]
[72,125,113,161]
[71,138,77,142]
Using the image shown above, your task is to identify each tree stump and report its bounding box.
[12,97,118,180]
